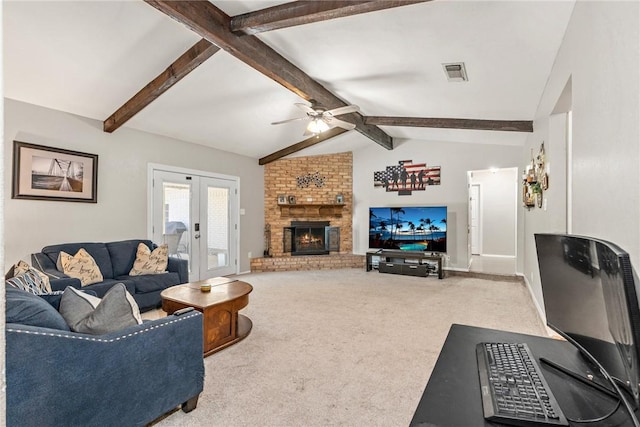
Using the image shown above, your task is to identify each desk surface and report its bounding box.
[410,324,635,427]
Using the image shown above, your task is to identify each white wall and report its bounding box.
[469,168,517,256]
[521,0,640,314]
[352,138,523,269]
[3,99,265,273]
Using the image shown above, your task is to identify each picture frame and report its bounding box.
[288,195,296,205]
[336,194,344,204]
[277,194,287,205]
[12,141,98,203]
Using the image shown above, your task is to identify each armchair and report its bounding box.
[6,307,204,426]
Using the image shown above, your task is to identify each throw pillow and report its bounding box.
[13,260,52,293]
[59,283,143,335]
[6,261,53,295]
[57,248,104,286]
[129,243,168,276]
[58,286,102,329]
[5,286,70,331]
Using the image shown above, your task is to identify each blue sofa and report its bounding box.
[5,286,205,426]
[31,239,188,311]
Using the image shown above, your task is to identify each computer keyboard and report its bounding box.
[476,342,569,427]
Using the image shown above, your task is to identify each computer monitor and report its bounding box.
[535,233,640,407]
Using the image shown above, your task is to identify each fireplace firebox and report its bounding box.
[283,221,339,256]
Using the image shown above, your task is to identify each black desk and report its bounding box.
[410,324,636,427]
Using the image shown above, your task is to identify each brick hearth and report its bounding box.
[251,254,365,272]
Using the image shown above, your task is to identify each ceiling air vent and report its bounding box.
[442,62,468,82]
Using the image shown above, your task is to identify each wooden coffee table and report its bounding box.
[161,278,253,357]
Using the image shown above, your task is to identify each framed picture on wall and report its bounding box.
[12,140,98,203]
[288,195,296,204]
[277,195,287,205]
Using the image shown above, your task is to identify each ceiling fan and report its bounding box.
[271,100,359,136]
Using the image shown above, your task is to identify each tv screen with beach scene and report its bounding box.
[369,206,447,253]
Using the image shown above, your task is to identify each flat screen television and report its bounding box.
[535,233,640,416]
[369,206,447,252]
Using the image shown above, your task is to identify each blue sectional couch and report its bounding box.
[5,286,205,426]
[32,239,188,311]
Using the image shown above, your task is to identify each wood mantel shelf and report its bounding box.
[278,203,345,218]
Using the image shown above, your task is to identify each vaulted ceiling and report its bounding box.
[4,1,575,164]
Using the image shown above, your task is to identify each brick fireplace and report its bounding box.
[251,152,364,272]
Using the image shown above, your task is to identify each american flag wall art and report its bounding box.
[373,160,441,195]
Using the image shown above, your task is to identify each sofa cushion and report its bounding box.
[106,239,155,277]
[42,242,114,279]
[6,262,52,295]
[5,286,70,331]
[59,283,143,335]
[129,243,169,276]
[57,248,104,286]
[81,278,136,299]
[116,271,181,294]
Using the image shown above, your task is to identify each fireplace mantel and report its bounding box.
[278,203,344,218]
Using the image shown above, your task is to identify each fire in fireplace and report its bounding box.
[283,221,339,256]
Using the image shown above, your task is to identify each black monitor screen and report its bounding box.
[535,233,640,405]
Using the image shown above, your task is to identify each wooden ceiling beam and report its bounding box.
[144,0,393,151]
[230,0,430,35]
[259,128,348,165]
[104,38,220,133]
[364,116,534,132]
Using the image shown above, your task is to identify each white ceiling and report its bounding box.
[4,0,576,160]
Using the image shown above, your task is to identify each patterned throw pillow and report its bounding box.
[6,260,52,294]
[129,243,168,276]
[57,248,104,286]
[14,260,52,292]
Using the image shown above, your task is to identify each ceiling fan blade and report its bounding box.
[324,105,359,117]
[271,116,308,125]
[294,103,317,114]
[325,117,356,131]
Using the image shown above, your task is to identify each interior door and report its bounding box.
[198,176,238,279]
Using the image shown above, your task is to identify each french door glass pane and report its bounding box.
[207,186,229,269]
[162,183,190,261]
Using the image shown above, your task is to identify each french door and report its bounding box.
[151,168,238,281]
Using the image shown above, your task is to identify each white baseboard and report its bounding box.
[476,254,516,258]
[443,266,470,272]
[521,273,551,337]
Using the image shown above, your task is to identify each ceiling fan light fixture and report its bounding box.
[306,118,330,135]
[442,62,468,82]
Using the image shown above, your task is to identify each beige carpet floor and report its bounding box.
[153,268,547,427]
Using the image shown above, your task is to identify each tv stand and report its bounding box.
[366,250,443,279]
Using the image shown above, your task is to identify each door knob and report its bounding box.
[194,234,201,239]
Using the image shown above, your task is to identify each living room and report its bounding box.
[2,1,639,425]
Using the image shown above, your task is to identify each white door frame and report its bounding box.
[469,183,481,256]
[147,163,241,278]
